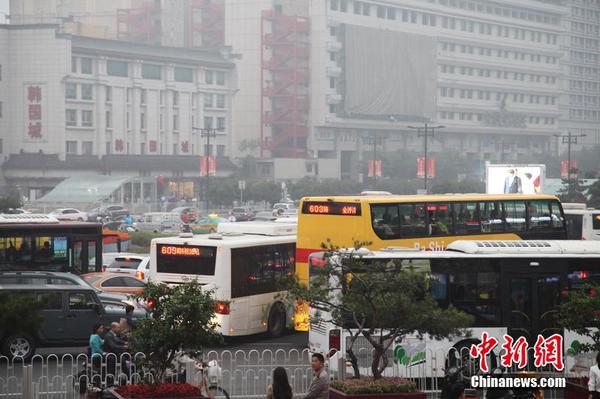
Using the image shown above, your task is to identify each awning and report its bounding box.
[35,175,133,203]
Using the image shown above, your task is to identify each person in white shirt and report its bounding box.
[588,352,600,399]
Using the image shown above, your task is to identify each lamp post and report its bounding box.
[193,127,217,213]
[364,133,383,182]
[407,123,445,193]
[554,131,586,189]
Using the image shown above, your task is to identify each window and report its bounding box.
[204,116,213,129]
[68,292,97,310]
[106,111,112,129]
[480,201,504,232]
[427,203,452,236]
[71,57,77,73]
[66,141,78,154]
[503,201,526,232]
[66,83,77,99]
[105,86,112,102]
[205,70,214,84]
[37,292,63,310]
[217,117,226,131]
[454,203,481,234]
[204,93,214,107]
[107,60,128,77]
[446,265,500,325]
[141,64,162,80]
[81,84,93,100]
[217,144,225,157]
[173,114,179,131]
[82,141,93,155]
[216,71,226,85]
[174,67,194,83]
[140,112,146,130]
[140,89,146,104]
[81,110,93,127]
[216,94,226,108]
[173,92,179,106]
[371,203,429,239]
[66,109,77,126]
[81,58,92,74]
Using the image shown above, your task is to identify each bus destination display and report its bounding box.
[301,202,361,216]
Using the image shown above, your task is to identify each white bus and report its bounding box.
[563,204,600,241]
[308,240,600,378]
[150,222,296,337]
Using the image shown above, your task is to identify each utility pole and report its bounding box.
[364,133,382,183]
[554,131,586,190]
[193,127,217,213]
[408,123,445,193]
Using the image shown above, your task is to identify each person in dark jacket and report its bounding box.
[104,322,128,355]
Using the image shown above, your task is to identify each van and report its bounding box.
[0,284,143,359]
[135,212,181,233]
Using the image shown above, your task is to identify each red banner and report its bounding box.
[27,86,42,139]
[368,160,382,177]
[200,156,217,177]
[561,160,578,179]
[417,157,435,178]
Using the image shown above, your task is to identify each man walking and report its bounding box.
[304,353,329,399]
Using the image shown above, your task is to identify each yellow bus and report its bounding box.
[294,194,567,330]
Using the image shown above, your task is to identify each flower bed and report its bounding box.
[111,383,205,399]
[330,378,425,399]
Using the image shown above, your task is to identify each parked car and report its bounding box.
[87,205,129,221]
[273,203,296,212]
[81,272,146,295]
[135,212,181,233]
[0,284,144,359]
[105,254,151,282]
[0,271,136,307]
[170,207,199,223]
[228,207,256,222]
[4,208,30,214]
[48,208,87,222]
[190,215,230,234]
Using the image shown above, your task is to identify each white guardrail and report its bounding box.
[0,347,573,399]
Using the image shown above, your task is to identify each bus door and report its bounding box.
[70,236,102,274]
[501,259,567,343]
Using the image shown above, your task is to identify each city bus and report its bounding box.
[150,222,296,337]
[563,204,600,241]
[294,194,567,330]
[307,240,600,379]
[0,214,103,274]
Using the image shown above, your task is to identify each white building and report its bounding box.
[0,24,238,200]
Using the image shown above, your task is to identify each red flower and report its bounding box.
[116,383,202,398]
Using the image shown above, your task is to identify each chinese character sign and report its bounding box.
[470,333,564,372]
[200,156,217,177]
[26,85,43,139]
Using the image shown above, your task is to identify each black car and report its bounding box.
[229,207,256,222]
[88,205,130,221]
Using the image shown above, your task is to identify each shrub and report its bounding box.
[116,383,201,398]
[331,378,417,395]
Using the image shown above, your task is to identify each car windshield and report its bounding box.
[108,258,143,269]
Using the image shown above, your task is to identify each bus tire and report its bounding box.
[2,332,36,360]
[267,303,286,338]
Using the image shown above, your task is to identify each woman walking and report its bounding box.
[267,367,293,399]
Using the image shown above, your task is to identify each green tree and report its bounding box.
[557,168,588,203]
[588,180,600,209]
[558,284,600,353]
[132,280,221,382]
[0,188,23,212]
[0,292,45,357]
[280,242,472,380]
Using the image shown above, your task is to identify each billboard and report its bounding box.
[486,164,545,195]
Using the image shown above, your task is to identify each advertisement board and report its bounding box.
[486,164,545,195]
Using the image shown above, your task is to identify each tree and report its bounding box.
[588,180,600,209]
[557,168,588,203]
[281,242,473,380]
[132,280,221,382]
[558,284,600,353]
[0,188,23,212]
[0,292,44,337]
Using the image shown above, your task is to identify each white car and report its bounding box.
[105,254,151,282]
[48,208,88,221]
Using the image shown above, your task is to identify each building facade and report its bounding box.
[0,25,237,200]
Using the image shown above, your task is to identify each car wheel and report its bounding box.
[2,333,36,360]
[267,303,286,338]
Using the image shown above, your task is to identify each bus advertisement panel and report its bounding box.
[486,164,545,195]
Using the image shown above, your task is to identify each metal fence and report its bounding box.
[0,347,569,399]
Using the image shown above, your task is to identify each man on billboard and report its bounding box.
[503,169,522,193]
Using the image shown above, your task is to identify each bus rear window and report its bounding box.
[156,244,216,275]
[593,214,600,230]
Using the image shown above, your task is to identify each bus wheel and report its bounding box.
[267,303,286,337]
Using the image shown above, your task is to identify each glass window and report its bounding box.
[216,71,226,85]
[37,292,63,310]
[449,269,500,325]
[68,292,97,310]
[101,277,125,287]
[107,60,128,77]
[216,94,226,108]
[81,58,92,74]
[0,236,34,270]
[66,109,77,126]
[107,258,142,270]
[480,201,504,232]
[427,203,452,236]
[174,67,194,83]
[81,110,93,127]
[204,93,213,108]
[504,201,526,232]
[205,70,214,84]
[454,203,481,235]
[71,57,77,73]
[217,117,226,131]
[142,64,162,80]
[66,83,77,99]
[81,84,93,100]
[371,204,401,239]
[122,277,146,288]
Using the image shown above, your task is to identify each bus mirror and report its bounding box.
[529,262,540,267]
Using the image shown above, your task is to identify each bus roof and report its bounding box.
[152,231,295,248]
[301,193,559,204]
[0,214,60,224]
[217,221,296,236]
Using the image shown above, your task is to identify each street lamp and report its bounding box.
[553,131,586,188]
[192,127,217,213]
[407,123,445,193]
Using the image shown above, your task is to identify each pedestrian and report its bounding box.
[448,382,465,399]
[303,353,329,399]
[104,322,128,355]
[589,352,600,399]
[267,366,293,399]
[89,323,104,369]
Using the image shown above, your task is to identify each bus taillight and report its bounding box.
[328,329,341,357]
[215,302,230,315]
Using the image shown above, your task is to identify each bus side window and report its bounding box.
[370,204,401,240]
[527,200,553,231]
[549,201,566,231]
[399,203,428,237]
[453,203,480,235]
[479,202,504,233]
[503,201,526,232]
